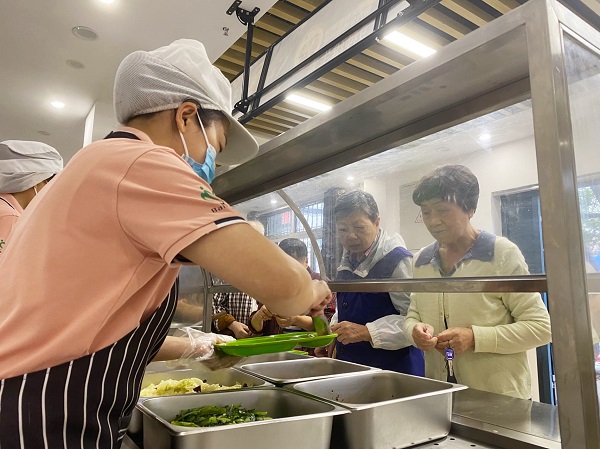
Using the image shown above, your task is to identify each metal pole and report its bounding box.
[241,19,254,111]
[276,189,328,279]
[526,0,600,447]
[200,268,214,333]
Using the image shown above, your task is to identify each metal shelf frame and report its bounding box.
[210,1,600,446]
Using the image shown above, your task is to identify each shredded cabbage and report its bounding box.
[140,378,243,397]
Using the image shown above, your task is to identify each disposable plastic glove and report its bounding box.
[169,327,241,370]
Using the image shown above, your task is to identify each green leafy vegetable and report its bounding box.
[171,404,273,427]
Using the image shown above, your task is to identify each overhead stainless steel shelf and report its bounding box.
[213,14,530,203]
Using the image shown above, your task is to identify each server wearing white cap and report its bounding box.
[0,39,332,448]
[0,140,62,252]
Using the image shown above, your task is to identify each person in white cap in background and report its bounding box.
[0,140,62,252]
[0,39,331,448]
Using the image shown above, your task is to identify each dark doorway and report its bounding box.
[500,189,556,404]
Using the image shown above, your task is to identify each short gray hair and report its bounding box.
[334,190,379,223]
[412,165,479,212]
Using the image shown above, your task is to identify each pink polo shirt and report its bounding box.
[0,127,244,378]
[0,193,23,254]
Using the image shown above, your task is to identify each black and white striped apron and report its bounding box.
[0,281,178,448]
[0,131,179,448]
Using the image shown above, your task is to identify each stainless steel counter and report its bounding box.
[452,389,561,449]
[122,432,502,449]
[124,385,562,449]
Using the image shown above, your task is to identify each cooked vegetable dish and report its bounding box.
[171,405,272,427]
[140,378,245,397]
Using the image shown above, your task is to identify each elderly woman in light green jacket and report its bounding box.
[403,165,551,399]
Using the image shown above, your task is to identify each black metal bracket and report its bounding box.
[227,1,261,115]
[238,0,441,124]
[226,0,260,25]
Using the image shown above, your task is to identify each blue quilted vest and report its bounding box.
[336,247,425,375]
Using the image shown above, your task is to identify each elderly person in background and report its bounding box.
[0,140,63,252]
[317,190,424,375]
[212,220,264,339]
[250,238,336,335]
[403,165,551,399]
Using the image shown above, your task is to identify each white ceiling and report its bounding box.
[0,0,278,160]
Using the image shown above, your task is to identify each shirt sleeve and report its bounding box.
[330,310,338,326]
[403,296,420,345]
[366,256,413,350]
[116,149,244,263]
[472,245,552,354]
[212,293,227,315]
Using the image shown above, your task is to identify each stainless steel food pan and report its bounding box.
[145,351,309,374]
[233,351,310,365]
[237,357,377,385]
[138,387,349,449]
[128,368,271,436]
[290,371,467,449]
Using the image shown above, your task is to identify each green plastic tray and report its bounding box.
[216,332,337,357]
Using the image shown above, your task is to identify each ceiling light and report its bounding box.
[51,101,65,109]
[347,176,355,181]
[384,31,436,58]
[270,199,277,204]
[286,94,332,112]
[72,26,99,41]
[99,0,115,3]
[478,133,491,143]
[66,59,85,70]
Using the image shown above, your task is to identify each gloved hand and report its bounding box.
[169,327,241,370]
[174,327,235,360]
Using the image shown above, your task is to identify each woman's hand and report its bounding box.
[228,320,251,339]
[331,321,370,345]
[275,315,295,328]
[412,323,438,351]
[255,305,273,322]
[314,340,336,357]
[435,327,474,355]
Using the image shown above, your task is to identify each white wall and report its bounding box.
[362,130,599,253]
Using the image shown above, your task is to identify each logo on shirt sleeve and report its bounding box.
[199,186,220,202]
[200,186,227,213]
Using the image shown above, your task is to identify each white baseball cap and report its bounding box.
[114,39,258,166]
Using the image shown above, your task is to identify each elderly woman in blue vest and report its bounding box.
[403,165,551,398]
[319,190,424,374]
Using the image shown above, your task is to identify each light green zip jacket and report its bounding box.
[403,232,551,399]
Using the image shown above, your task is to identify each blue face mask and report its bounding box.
[179,112,217,184]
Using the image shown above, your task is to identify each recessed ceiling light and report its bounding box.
[72,26,99,41]
[384,31,436,58]
[478,133,491,143]
[347,175,355,181]
[66,59,85,69]
[37,131,51,136]
[51,101,65,109]
[286,94,332,112]
[270,199,277,204]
